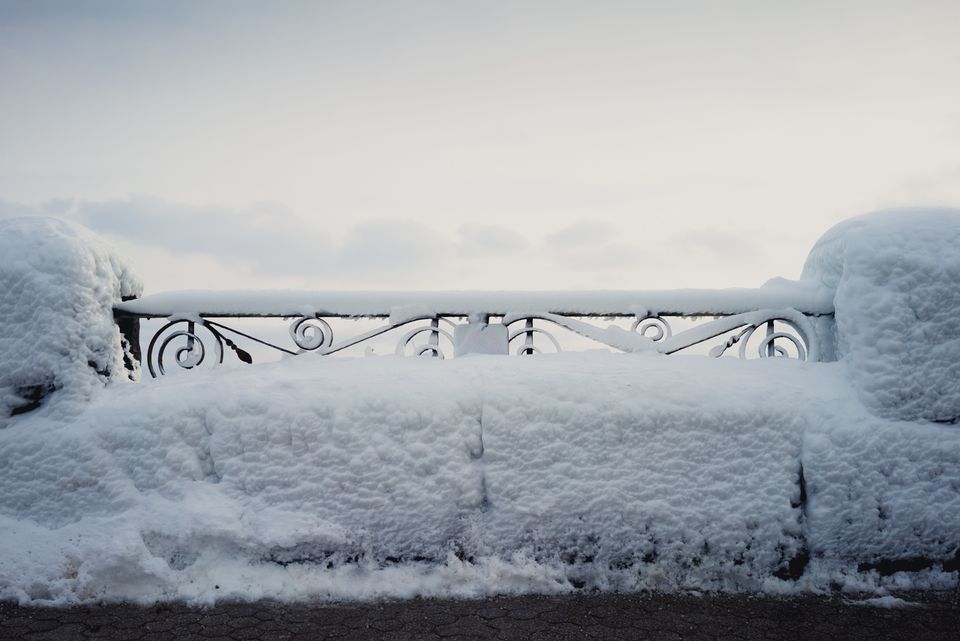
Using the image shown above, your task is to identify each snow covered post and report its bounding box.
[453,313,509,356]
[801,208,960,422]
[0,217,142,423]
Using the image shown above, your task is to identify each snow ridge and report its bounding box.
[0,217,141,425]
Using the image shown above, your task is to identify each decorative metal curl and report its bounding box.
[147,319,224,377]
[631,314,673,342]
[507,318,562,356]
[146,319,257,377]
[754,327,806,360]
[395,318,456,359]
[289,315,333,351]
[708,319,808,361]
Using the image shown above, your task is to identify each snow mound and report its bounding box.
[846,595,920,608]
[0,217,142,425]
[802,208,960,422]
[1,353,958,605]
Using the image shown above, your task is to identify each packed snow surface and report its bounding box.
[846,595,920,608]
[0,217,141,425]
[802,208,960,421]
[1,353,958,605]
[114,282,835,319]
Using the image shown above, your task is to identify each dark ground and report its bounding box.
[2,590,958,641]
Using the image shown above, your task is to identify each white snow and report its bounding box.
[478,355,807,591]
[802,207,960,421]
[1,353,958,605]
[0,217,142,425]
[2,210,960,606]
[845,595,920,608]
[804,414,960,566]
[113,281,835,319]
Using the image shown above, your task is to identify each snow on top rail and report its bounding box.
[113,283,834,319]
[112,282,832,378]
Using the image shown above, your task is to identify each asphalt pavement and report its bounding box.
[2,590,958,640]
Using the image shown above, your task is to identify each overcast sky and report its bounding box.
[2,0,959,293]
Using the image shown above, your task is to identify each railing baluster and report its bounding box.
[766,320,775,357]
[429,317,440,357]
[523,318,535,355]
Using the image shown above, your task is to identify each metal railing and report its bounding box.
[113,288,834,378]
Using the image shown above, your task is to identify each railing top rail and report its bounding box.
[113,284,834,319]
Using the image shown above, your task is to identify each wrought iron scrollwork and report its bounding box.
[290,315,333,351]
[631,314,672,342]
[142,305,819,378]
[657,309,817,361]
[502,309,816,360]
[506,318,562,355]
[147,318,260,377]
[147,318,223,377]
[707,319,809,360]
[395,317,456,359]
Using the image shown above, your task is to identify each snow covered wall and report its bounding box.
[0,217,142,425]
[802,208,960,422]
[1,354,958,604]
[1,210,959,605]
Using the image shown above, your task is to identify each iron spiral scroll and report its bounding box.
[289,315,333,351]
[632,314,672,342]
[395,317,457,359]
[506,318,562,355]
[707,319,810,360]
[146,318,252,378]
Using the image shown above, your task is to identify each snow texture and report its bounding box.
[1,353,958,605]
[0,217,142,425]
[804,415,960,567]
[478,357,806,591]
[846,595,920,608]
[802,208,960,421]
[114,281,835,319]
[2,211,960,605]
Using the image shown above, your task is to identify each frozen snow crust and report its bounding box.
[1,354,958,605]
[802,208,960,422]
[0,217,142,425]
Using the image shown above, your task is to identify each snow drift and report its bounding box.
[0,217,141,425]
[1,210,959,605]
[1,354,958,604]
[802,208,960,422]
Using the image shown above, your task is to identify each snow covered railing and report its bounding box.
[113,286,833,378]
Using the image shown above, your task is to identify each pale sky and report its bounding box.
[2,0,959,293]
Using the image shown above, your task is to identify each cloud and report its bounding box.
[78,197,332,274]
[667,228,760,261]
[334,220,447,276]
[456,224,528,257]
[540,220,650,271]
[543,221,617,249]
[0,196,675,290]
[0,197,454,288]
[0,196,330,276]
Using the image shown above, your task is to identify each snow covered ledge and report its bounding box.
[1,209,960,604]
